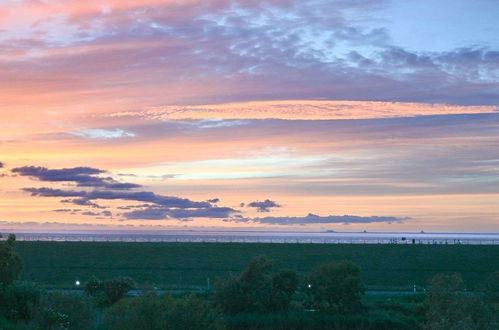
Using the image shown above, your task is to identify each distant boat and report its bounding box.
[325,230,336,233]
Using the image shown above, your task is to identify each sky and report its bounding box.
[0,0,498,232]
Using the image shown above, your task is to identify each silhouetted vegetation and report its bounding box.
[214,255,299,314]
[1,235,497,329]
[84,275,135,307]
[0,234,22,289]
[106,293,225,330]
[306,260,364,313]
[424,273,498,329]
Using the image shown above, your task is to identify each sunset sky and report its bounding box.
[1,0,498,232]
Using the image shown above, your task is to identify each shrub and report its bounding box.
[33,293,97,330]
[224,310,418,330]
[166,295,225,330]
[105,293,225,330]
[483,271,499,303]
[0,234,22,288]
[0,281,41,320]
[424,273,499,330]
[269,270,300,311]
[105,293,167,330]
[307,261,364,313]
[85,276,135,307]
[214,256,299,314]
[0,316,17,330]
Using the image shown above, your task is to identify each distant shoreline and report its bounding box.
[4,230,498,245]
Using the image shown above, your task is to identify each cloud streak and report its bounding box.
[12,166,141,190]
[247,213,409,225]
[122,206,236,220]
[24,187,212,209]
[109,101,498,121]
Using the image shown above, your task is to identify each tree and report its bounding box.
[483,271,499,303]
[214,255,299,314]
[307,260,364,313]
[269,270,300,311]
[424,273,498,330]
[84,276,135,307]
[0,233,22,288]
[1,281,41,320]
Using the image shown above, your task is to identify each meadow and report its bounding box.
[16,242,499,290]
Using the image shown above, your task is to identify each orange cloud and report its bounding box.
[110,100,498,120]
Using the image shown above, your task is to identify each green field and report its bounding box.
[16,242,499,291]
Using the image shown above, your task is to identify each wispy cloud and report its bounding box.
[239,213,409,225]
[68,128,136,139]
[109,101,498,121]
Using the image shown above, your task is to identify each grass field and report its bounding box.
[16,242,499,290]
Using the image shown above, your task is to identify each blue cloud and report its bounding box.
[24,187,211,209]
[122,206,236,220]
[250,213,409,225]
[12,166,141,190]
[247,199,281,212]
[69,128,136,140]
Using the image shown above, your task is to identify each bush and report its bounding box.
[33,293,97,330]
[306,261,364,313]
[166,295,225,330]
[224,310,418,330]
[269,270,300,311]
[0,316,17,330]
[0,234,22,288]
[85,276,135,307]
[483,271,499,303]
[105,293,225,330]
[214,256,299,314]
[0,281,41,320]
[105,292,167,330]
[424,273,499,330]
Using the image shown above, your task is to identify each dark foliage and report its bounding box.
[0,281,41,320]
[33,292,97,329]
[424,273,499,329]
[224,310,419,330]
[105,293,225,330]
[84,276,135,307]
[214,256,299,314]
[483,271,499,303]
[307,260,364,313]
[0,234,22,288]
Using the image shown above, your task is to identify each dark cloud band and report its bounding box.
[12,166,141,190]
[248,213,409,225]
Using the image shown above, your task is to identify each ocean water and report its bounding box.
[4,230,499,245]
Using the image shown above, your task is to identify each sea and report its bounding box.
[3,230,499,245]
